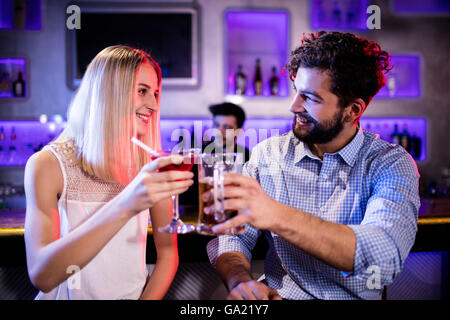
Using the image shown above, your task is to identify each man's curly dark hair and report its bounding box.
[285,31,392,109]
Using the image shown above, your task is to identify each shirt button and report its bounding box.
[324,293,330,300]
[322,174,328,180]
[320,207,325,212]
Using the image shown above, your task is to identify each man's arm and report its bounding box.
[273,205,356,272]
[215,251,253,291]
[212,149,419,281]
[209,175,355,271]
[206,215,282,299]
[215,251,282,300]
[207,147,281,300]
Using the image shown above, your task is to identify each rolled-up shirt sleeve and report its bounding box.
[207,226,262,267]
[346,151,420,286]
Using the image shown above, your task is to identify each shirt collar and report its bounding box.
[336,124,364,167]
[292,124,364,167]
[294,141,320,163]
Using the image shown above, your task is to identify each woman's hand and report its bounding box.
[117,155,194,215]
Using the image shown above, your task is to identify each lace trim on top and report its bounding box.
[47,139,125,203]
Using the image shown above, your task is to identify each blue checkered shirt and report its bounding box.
[207,126,420,300]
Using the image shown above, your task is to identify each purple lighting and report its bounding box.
[0,119,66,166]
[0,117,427,167]
[360,117,426,161]
[0,0,14,29]
[375,55,421,99]
[0,58,26,66]
[310,0,369,31]
[226,10,290,97]
[392,0,450,13]
[0,0,42,30]
[0,58,27,99]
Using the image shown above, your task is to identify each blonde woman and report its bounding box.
[24,46,193,299]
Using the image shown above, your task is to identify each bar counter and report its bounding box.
[0,199,449,265]
[2,199,449,233]
[0,199,450,244]
[0,200,448,300]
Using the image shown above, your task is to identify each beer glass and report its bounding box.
[197,153,246,235]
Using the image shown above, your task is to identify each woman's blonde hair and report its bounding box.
[59,45,162,185]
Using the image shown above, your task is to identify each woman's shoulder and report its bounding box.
[27,148,60,172]
[25,148,64,194]
[46,138,77,161]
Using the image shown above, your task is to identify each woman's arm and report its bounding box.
[24,150,136,292]
[139,199,178,300]
[25,150,192,293]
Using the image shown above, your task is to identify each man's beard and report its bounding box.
[292,108,345,145]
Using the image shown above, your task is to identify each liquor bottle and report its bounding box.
[234,65,247,95]
[317,0,326,24]
[346,0,356,26]
[332,0,342,27]
[13,0,26,29]
[0,72,11,97]
[390,123,401,145]
[383,122,392,141]
[410,133,422,160]
[387,73,397,97]
[269,66,279,96]
[428,179,437,198]
[253,58,263,96]
[0,126,4,152]
[375,123,382,138]
[400,123,411,153]
[12,72,25,97]
[9,126,17,151]
[8,126,17,165]
[10,126,16,141]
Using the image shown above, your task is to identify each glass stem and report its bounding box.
[171,195,179,221]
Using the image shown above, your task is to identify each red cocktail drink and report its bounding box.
[153,152,195,172]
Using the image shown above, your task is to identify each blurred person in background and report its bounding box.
[203,102,250,163]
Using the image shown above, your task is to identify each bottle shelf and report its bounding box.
[225,10,290,98]
[392,0,450,14]
[0,118,66,167]
[310,0,370,31]
[375,55,421,99]
[159,117,294,152]
[0,117,427,167]
[228,50,286,55]
[360,117,426,162]
[0,58,27,99]
[0,0,42,30]
[161,117,427,162]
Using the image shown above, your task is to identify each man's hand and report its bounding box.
[227,280,282,300]
[203,173,281,234]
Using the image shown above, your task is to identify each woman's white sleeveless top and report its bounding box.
[35,140,149,300]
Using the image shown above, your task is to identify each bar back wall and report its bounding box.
[0,0,449,192]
